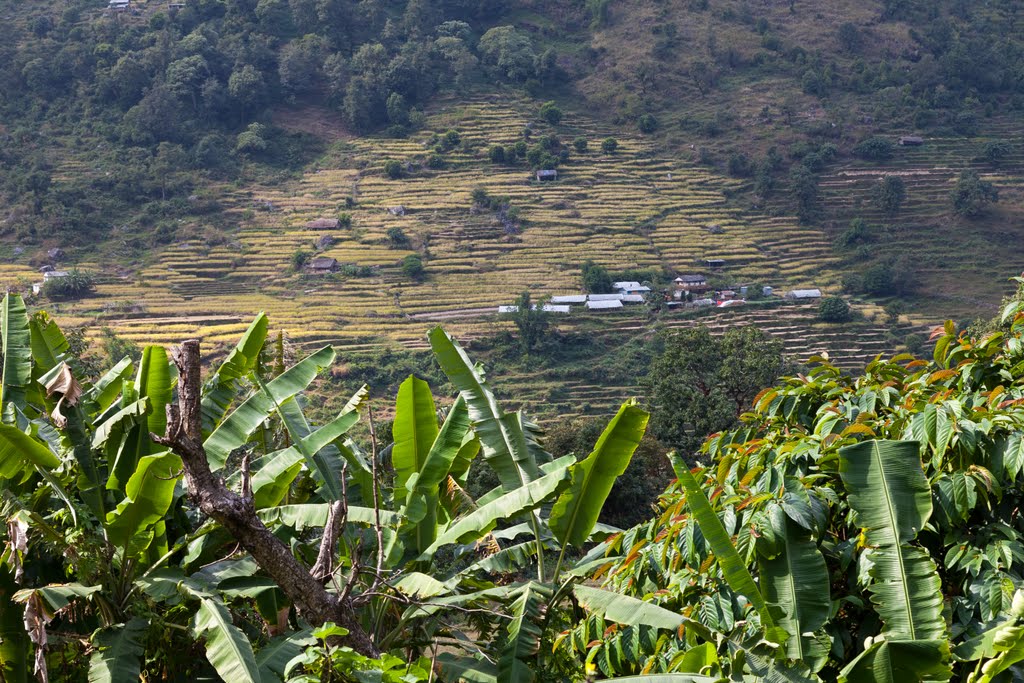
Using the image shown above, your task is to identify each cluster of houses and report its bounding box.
[497,273,823,315]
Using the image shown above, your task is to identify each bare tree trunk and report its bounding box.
[152,340,378,656]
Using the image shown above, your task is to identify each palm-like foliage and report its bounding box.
[559,294,1024,680]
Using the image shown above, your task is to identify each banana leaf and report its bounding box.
[0,294,32,422]
[549,399,649,550]
[838,440,946,642]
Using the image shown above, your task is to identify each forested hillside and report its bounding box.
[2,0,1020,420]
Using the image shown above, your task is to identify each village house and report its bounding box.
[549,295,588,304]
[612,281,651,295]
[785,288,822,300]
[586,299,623,311]
[107,0,130,11]
[307,257,338,273]
[898,135,924,146]
[674,274,708,291]
[703,258,726,269]
[535,170,558,181]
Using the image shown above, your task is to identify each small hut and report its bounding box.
[307,257,338,273]
[306,218,340,230]
[536,170,558,181]
[898,136,924,146]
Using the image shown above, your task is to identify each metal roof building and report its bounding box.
[550,295,587,304]
[586,299,624,310]
[785,289,823,299]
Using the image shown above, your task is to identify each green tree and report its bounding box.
[401,253,424,278]
[488,145,506,163]
[581,260,612,293]
[637,113,658,133]
[818,296,851,322]
[789,164,819,222]
[41,270,94,300]
[385,227,408,247]
[874,175,906,214]
[478,26,537,81]
[600,137,618,153]
[165,55,209,111]
[642,326,788,455]
[539,100,562,125]
[573,136,588,153]
[951,169,999,217]
[227,64,266,118]
[506,291,549,355]
[853,135,895,160]
[383,159,403,179]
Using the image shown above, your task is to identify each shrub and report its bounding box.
[291,249,312,270]
[818,296,851,322]
[983,140,1012,166]
[873,175,906,214]
[853,135,894,160]
[443,129,461,148]
[337,212,352,228]
[401,253,424,279]
[572,136,588,153]
[951,169,999,217]
[385,227,408,248]
[726,152,753,177]
[426,154,445,169]
[488,145,506,163]
[383,159,403,179]
[637,113,658,133]
[601,137,618,153]
[538,101,563,125]
[41,270,94,300]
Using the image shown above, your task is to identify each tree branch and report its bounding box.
[151,339,378,656]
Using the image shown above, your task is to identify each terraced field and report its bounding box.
[0,95,929,415]
[816,124,1024,313]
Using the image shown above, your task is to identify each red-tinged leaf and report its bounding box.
[928,370,957,383]
[928,325,947,341]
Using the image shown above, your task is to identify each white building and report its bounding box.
[612,281,651,295]
[785,289,822,299]
[586,299,624,311]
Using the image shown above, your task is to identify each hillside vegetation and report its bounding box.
[1,0,1023,417]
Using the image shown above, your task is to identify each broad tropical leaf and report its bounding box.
[192,598,261,683]
[418,464,570,559]
[104,451,183,557]
[200,313,269,434]
[838,440,946,642]
[549,399,649,550]
[757,505,830,668]
[392,375,439,490]
[573,585,711,638]
[498,582,552,683]
[0,423,61,479]
[676,464,776,631]
[0,293,31,421]
[837,639,950,683]
[87,617,148,683]
[428,327,543,491]
[255,629,315,683]
[204,346,335,469]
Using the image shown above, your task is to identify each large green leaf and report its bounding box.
[758,505,830,668]
[250,449,304,508]
[104,451,183,557]
[0,423,61,479]
[498,582,552,683]
[548,400,649,550]
[192,598,261,683]
[204,346,335,470]
[572,585,712,639]
[418,464,570,560]
[838,639,950,683]
[403,396,473,553]
[392,375,439,490]
[594,677,719,682]
[84,357,134,413]
[201,313,269,435]
[838,440,946,642]
[0,294,31,421]
[277,398,362,501]
[255,629,315,683]
[676,465,776,631]
[428,327,542,490]
[87,617,148,683]
[28,315,68,374]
